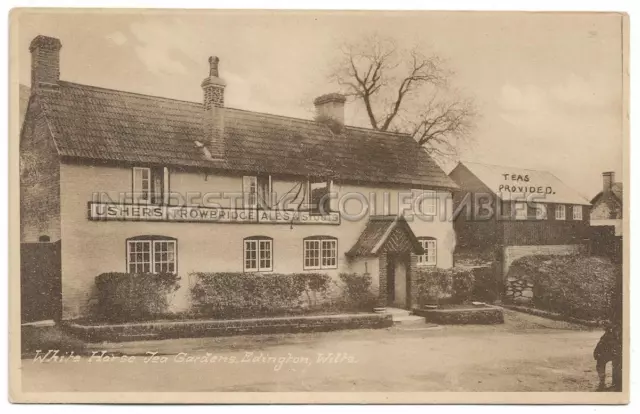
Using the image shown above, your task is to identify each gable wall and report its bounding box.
[20,96,61,243]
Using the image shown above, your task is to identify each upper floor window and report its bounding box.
[572,205,583,220]
[243,175,271,209]
[244,236,272,272]
[415,190,437,216]
[126,236,176,274]
[535,203,547,220]
[417,237,437,266]
[303,236,337,270]
[555,204,566,220]
[514,202,528,220]
[306,179,332,214]
[133,167,167,205]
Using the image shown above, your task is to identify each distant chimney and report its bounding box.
[201,56,226,160]
[29,35,62,91]
[314,93,346,126]
[603,171,615,194]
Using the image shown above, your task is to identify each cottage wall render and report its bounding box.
[58,163,455,319]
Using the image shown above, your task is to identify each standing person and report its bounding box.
[594,322,622,391]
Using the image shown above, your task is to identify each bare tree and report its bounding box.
[330,35,477,159]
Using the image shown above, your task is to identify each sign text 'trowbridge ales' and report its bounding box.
[87,202,340,225]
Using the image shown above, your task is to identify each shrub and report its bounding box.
[470,266,500,303]
[451,268,474,303]
[190,272,332,319]
[506,255,618,321]
[415,268,474,306]
[338,272,377,311]
[93,272,180,322]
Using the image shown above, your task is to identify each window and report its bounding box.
[126,236,176,274]
[514,202,528,220]
[38,235,50,242]
[243,176,271,209]
[133,167,167,204]
[535,203,547,220]
[303,236,337,270]
[244,236,272,272]
[242,176,257,208]
[415,190,437,216]
[555,204,566,220]
[306,179,331,214]
[417,237,437,266]
[572,205,583,220]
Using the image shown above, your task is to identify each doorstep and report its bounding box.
[381,307,427,326]
[63,313,394,343]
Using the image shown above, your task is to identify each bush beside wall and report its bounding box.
[191,272,334,319]
[93,272,180,322]
[338,272,377,311]
[415,268,474,307]
[506,254,618,321]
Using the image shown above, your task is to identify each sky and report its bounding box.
[14,10,625,199]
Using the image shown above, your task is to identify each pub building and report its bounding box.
[20,35,459,320]
[448,161,592,278]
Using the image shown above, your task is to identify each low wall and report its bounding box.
[502,244,585,276]
[65,313,393,343]
[413,306,504,325]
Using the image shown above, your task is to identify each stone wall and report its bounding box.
[504,278,535,305]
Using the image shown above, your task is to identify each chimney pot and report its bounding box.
[314,93,346,127]
[29,35,62,91]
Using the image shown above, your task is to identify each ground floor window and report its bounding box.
[244,236,273,272]
[126,236,176,273]
[417,237,437,266]
[303,236,337,270]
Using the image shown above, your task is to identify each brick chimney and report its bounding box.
[314,93,346,126]
[29,35,62,91]
[201,56,226,160]
[602,171,615,194]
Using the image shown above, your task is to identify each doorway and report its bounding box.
[386,253,410,308]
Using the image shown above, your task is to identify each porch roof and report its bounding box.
[346,215,424,257]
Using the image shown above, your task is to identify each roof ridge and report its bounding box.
[462,160,554,174]
[58,81,203,107]
[58,81,412,140]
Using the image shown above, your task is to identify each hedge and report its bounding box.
[338,272,377,311]
[506,254,618,321]
[190,272,333,318]
[415,268,474,307]
[93,272,180,322]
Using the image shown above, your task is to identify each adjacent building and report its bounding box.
[449,161,591,276]
[20,35,458,320]
[590,171,623,236]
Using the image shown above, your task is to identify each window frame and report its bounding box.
[555,204,566,220]
[572,205,583,220]
[416,237,437,267]
[535,203,548,220]
[243,236,273,272]
[303,236,338,270]
[132,166,168,205]
[133,167,151,204]
[415,189,437,216]
[126,235,177,274]
[514,201,528,220]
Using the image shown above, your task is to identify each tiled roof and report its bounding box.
[591,182,623,205]
[32,81,458,189]
[612,182,623,203]
[346,215,423,257]
[454,161,591,206]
